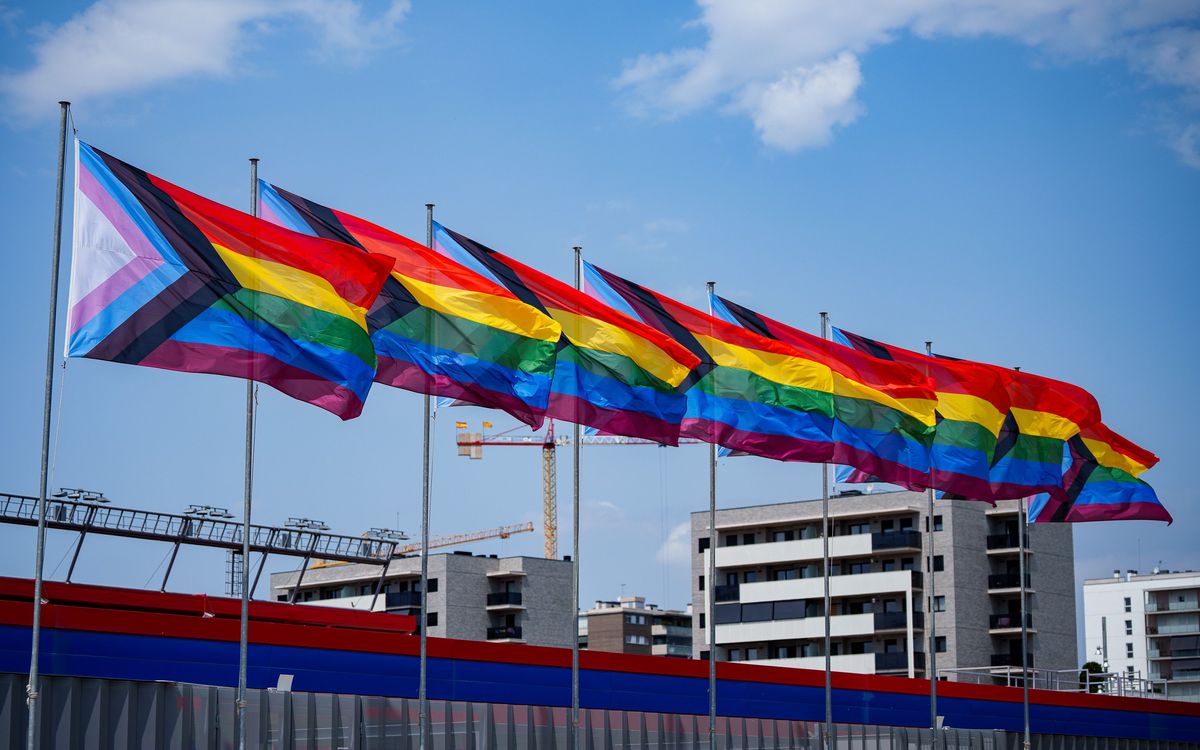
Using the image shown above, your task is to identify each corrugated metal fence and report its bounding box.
[1,673,1195,750]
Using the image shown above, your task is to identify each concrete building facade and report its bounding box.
[1083,569,1200,701]
[270,551,573,648]
[690,490,1077,680]
[580,596,691,658]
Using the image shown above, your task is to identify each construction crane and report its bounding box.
[455,419,703,560]
[310,521,534,569]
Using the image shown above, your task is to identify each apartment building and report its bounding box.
[1084,569,1200,701]
[270,551,573,647]
[580,596,692,658]
[690,490,1076,680]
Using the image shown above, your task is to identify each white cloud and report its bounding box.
[616,0,1200,162]
[655,521,691,567]
[0,0,410,120]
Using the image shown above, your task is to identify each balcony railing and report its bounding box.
[989,613,1032,629]
[486,626,522,640]
[988,573,1031,589]
[1146,599,1200,613]
[873,611,915,631]
[714,584,740,602]
[991,653,1034,668]
[986,534,1022,550]
[875,651,923,671]
[871,530,923,551]
[385,590,422,608]
[486,591,523,606]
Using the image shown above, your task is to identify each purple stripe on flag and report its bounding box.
[1065,502,1173,524]
[548,394,680,446]
[69,162,167,335]
[376,356,545,429]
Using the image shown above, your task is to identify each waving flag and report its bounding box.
[67,143,393,419]
[257,182,562,428]
[834,328,1011,500]
[1028,423,1170,523]
[433,226,699,444]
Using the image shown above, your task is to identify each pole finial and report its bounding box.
[425,203,435,209]
[58,101,70,107]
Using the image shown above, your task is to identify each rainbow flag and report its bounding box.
[433,226,699,444]
[257,183,562,427]
[582,264,936,480]
[1029,423,1170,523]
[834,328,1012,500]
[66,143,393,420]
[705,293,936,481]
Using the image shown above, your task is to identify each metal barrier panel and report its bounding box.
[1,674,1198,750]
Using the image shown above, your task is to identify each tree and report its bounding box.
[1079,661,1104,693]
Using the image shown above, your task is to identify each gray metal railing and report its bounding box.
[3,673,1197,750]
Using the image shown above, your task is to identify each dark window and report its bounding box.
[882,559,897,572]
[774,645,795,659]
[713,605,741,624]
[724,534,738,547]
[901,557,915,570]
[742,533,756,546]
[848,521,870,535]
[881,520,894,532]
[772,530,794,542]
[698,537,711,553]
[900,517,914,530]
[935,636,947,653]
[770,568,799,581]
[741,602,773,622]
[698,613,706,629]
[1124,597,1132,613]
[427,578,439,593]
[927,555,944,572]
[926,515,943,532]
[427,612,438,627]
[1125,620,1133,636]
[744,571,758,583]
[1126,643,1134,658]
[700,650,710,661]
[933,596,945,612]
[699,575,705,591]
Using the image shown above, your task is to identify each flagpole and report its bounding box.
[236,157,260,750]
[571,245,583,750]
[26,99,70,750]
[706,282,718,750]
[819,312,832,749]
[419,203,435,750]
[925,340,938,736]
[1019,493,1030,748]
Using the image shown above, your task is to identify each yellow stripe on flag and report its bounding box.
[1010,407,1082,441]
[1082,437,1151,477]
[936,392,1007,436]
[397,273,561,343]
[549,307,691,387]
[213,244,369,329]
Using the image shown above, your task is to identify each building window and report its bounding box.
[427,578,439,593]
[1124,597,1131,613]
[744,571,758,583]
[625,614,647,625]
[1125,620,1133,636]
[935,636,947,653]
[927,555,944,572]
[899,517,914,530]
[926,515,943,532]
[625,634,649,645]
[1127,665,1135,675]
[774,645,795,659]
[728,649,742,662]
[698,537,710,553]
[700,650,710,661]
[933,596,945,613]
[427,612,438,627]
[724,534,738,547]
[698,613,705,629]
[901,557,915,571]
[770,568,799,581]
[882,559,897,572]
[699,575,705,591]
[742,533,756,546]
[1126,643,1134,658]
[848,521,870,535]
[772,530,794,542]
[746,647,761,660]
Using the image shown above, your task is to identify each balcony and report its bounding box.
[987,573,1032,591]
[486,591,523,609]
[986,534,1023,551]
[714,584,741,602]
[989,613,1033,632]
[991,653,1034,668]
[876,651,923,672]
[1149,648,1200,659]
[756,653,876,674]
[874,611,923,631]
[653,624,692,638]
[1146,620,1200,636]
[871,530,923,551]
[716,613,873,644]
[714,533,871,569]
[1146,599,1200,613]
[385,590,422,608]
[486,626,523,641]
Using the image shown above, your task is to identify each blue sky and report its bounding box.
[0,1,1197,662]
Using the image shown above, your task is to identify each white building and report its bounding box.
[1083,568,1200,701]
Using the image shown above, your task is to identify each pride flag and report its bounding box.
[834,328,1011,500]
[706,293,936,482]
[433,226,699,444]
[66,143,393,419]
[1028,423,1170,523]
[257,182,562,427]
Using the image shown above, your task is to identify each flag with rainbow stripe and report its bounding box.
[433,226,699,444]
[66,143,393,420]
[257,182,562,428]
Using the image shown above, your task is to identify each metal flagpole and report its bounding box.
[926,340,938,737]
[571,245,583,750]
[1019,494,1030,748]
[706,282,718,750]
[419,203,435,750]
[819,312,832,748]
[236,157,260,750]
[26,99,70,750]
